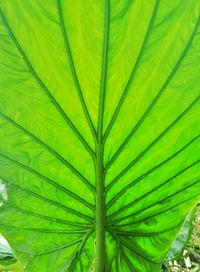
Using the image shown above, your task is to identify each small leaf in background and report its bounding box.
[0,235,24,272]
[0,235,17,266]
[166,208,196,261]
[0,180,7,206]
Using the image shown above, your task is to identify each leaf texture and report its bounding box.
[0,0,200,271]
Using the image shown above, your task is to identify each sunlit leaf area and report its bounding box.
[0,1,199,271]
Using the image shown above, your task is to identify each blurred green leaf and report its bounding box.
[0,236,23,272]
[166,208,196,261]
[0,237,17,266]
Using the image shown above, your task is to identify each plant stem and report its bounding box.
[95,1,110,270]
[95,141,105,272]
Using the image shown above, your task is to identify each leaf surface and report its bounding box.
[0,0,200,271]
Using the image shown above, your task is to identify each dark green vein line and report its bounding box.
[0,112,95,193]
[106,230,124,270]
[115,243,119,272]
[33,238,82,256]
[113,221,183,237]
[107,229,137,271]
[111,179,200,225]
[79,259,83,272]
[114,192,200,228]
[4,205,92,227]
[0,10,95,159]
[57,0,97,142]
[104,17,200,172]
[108,160,200,221]
[121,246,135,272]
[106,95,200,193]
[3,178,93,222]
[0,153,94,209]
[0,224,87,234]
[103,0,160,143]
[97,0,110,139]
[108,242,119,272]
[106,134,200,207]
[70,229,94,270]
[120,238,161,265]
[108,225,160,265]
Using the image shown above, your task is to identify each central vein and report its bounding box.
[95,0,110,271]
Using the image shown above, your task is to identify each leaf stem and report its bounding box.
[95,0,110,270]
[95,142,106,271]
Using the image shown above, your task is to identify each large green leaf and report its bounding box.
[0,1,200,271]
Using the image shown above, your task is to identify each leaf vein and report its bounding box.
[0,153,94,209]
[103,0,160,142]
[106,134,200,208]
[57,0,97,142]
[109,160,200,221]
[0,112,95,193]
[105,17,200,172]
[0,10,95,159]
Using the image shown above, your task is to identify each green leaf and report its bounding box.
[0,236,17,266]
[0,235,24,272]
[0,1,200,271]
[165,207,196,261]
[0,261,24,272]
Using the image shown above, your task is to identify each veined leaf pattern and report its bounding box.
[0,0,200,271]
